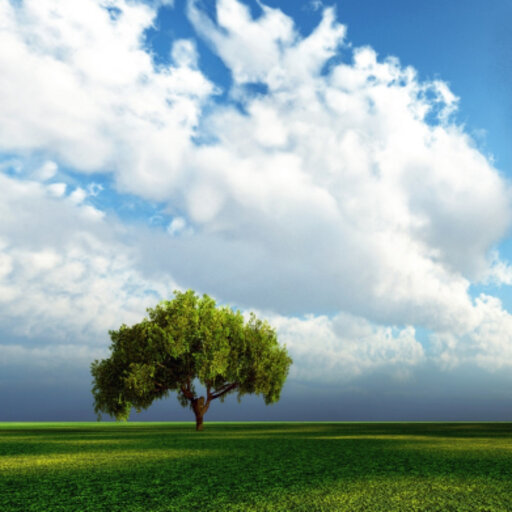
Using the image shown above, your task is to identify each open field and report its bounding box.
[1,422,512,511]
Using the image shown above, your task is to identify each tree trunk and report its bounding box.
[192,397,207,431]
[195,412,204,431]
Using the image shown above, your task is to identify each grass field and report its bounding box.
[1,422,512,511]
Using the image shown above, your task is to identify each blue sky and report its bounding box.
[1,0,512,421]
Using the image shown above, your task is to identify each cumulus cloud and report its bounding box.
[431,294,512,371]
[33,160,58,181]
[270,312,425,382]
[0,0,214,196]
[481,251,512,286]
[181,1,512,332]
[0,172,178,357]
[1,0,512,383]
[188,0,346,91]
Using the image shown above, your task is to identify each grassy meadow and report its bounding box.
[1,422,512,511]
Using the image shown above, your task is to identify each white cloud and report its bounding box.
[171,39,199,68]
[33,160,58,181]
[308,1,323,12]
[46,182,67,197]
[187,0,345,88]
[0,172,178,347]
[167,216,189,236]
[481,251,512,286]
[68,184,104,208]
[1,0,512,382]
[87,182,104,197]
[270,312,425,382]
[188,0,297,85]
[69,187,87,205]
[431,294,512,371]
[0,0,214,195]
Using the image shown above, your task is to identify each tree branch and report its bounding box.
[180,383,195,401]
[210,382,238,401]
[214,382,236,394]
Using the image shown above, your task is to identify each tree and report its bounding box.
[91,290,292,430]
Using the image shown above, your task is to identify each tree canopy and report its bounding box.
[91,290,292,430]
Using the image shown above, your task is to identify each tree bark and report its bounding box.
[192,396,207,431]
[189,384,238,431]
[195,411,204,431]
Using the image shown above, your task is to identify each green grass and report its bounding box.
[1,422,512,511]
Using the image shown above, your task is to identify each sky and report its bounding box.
[1,0,512,421]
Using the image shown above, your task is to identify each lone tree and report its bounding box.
[91,290,292,430]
